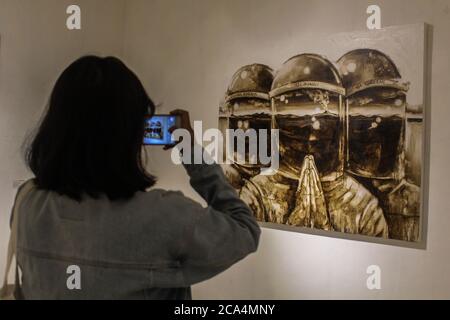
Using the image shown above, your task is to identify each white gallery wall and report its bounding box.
[0,0,450,299]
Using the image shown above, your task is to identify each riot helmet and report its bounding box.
[337,49,409,180]
[271,53,345,180]
[221,64,274,173]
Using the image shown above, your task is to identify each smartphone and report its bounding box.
[143,115,180,146]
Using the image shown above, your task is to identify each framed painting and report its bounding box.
[219,24,429,246]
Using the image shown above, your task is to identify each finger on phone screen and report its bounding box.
[168,125,178,134]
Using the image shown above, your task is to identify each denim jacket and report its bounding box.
[15,159,261,299]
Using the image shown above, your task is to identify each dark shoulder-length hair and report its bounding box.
[26,56,156,201]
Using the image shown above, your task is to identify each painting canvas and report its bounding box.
[219,24,427,243]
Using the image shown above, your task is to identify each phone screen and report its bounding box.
[143,115,179,145]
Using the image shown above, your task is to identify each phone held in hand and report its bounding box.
[143,115,181,146]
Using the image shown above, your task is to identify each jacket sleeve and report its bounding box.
[173,148,261,286]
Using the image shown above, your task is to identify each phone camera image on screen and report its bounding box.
[143,115,177,145]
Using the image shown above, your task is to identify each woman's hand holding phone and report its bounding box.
[163,109,194,150]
